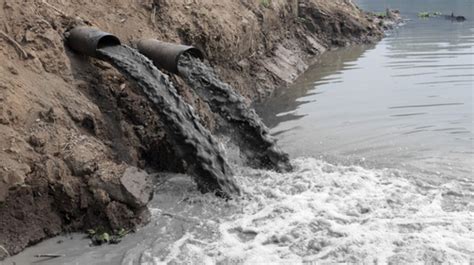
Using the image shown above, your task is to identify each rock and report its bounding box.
[7,65,18,75]
[66,106,98,134]
[105,201,135,230]
[64,137,102,176]
[89,164,153,209]
[120,167,153,208]
[92,188,111,205]
[39,107,57,123]
[0,164,29,203]
[28,134,46,148]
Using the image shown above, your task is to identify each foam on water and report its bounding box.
[153,158,473,264]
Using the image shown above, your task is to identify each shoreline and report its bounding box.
[0,0,396,259]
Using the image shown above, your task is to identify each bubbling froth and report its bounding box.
[155,157,473,264]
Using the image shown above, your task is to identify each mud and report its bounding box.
[178,55,292,172]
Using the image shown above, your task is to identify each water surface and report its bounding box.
[258,0,474,181]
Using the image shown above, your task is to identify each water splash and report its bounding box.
[177,55,292,172]
[5,158,472,264]
[97,45,240,195]
[152,158,473,264]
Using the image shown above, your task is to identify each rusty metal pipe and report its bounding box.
[137,39,204,74]
[66,26,121,58]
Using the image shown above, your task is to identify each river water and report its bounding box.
[258,0,474,182]
[5,0,474,264]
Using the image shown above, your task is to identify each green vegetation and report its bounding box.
[374,12,387,18]
[418,11,443,18]
[297,17,310,24]
[418,12,430,18]
[260,0,271,8]
[87,227,129,246]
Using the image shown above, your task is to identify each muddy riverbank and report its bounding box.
[0,0,386,258]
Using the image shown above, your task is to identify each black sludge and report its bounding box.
[97,45,240,195]
[177,55,292,172]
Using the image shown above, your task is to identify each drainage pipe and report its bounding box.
[136,39,204,74]
[66,26,121,58]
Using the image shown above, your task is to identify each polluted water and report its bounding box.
[98,45,240,195]
[177,54,292,172]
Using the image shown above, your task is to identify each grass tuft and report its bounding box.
[260,0,271,8]
[418,11,443,18]
[87,227,129,246]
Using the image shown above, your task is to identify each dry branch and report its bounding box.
[0,30,28,59]
[34,254,65,258]
[40,0,68,17]
[0,245,10,257]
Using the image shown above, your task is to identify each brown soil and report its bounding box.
[0,0,383,258]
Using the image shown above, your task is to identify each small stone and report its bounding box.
[92,188,111,205]
[0,117,9,125]
[28,134,46,147]
[7,65,18,75]
[24,30,35,42]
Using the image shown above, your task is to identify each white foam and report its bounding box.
[153,158,474,264]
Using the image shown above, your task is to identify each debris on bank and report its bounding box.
[418,11,466,22]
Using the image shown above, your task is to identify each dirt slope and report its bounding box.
[0,0,382,258]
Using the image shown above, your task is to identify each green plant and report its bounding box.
[297,17,310,23]
[260,0,271,8]
[418,11,443,18]
[374,12,387,18]
[86,227,129,245]
[87,227,109,245]
[418,12,431,18]
[116,228,129,238]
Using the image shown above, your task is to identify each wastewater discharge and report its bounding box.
[7,46,473,265]
[97,45,240,195]
[178,55,292,172]
[98,49,472,264]
[147,158,473,264]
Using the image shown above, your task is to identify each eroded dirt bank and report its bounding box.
[0,0,384,258]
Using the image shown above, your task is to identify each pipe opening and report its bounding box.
[66,26,121,58]
[181,48,204,61]
[136,39,204,74]
[96,35,121,49]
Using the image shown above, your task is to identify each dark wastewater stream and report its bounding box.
[98,45,240,196]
